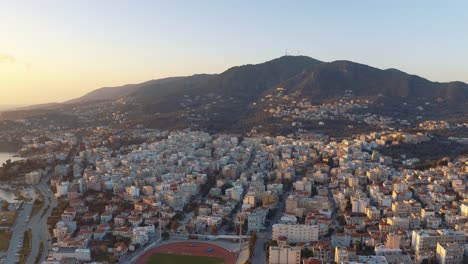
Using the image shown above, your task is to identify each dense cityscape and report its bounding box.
[1,2,468,264]
[0,101,466,264]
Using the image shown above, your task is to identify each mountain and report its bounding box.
[2,56,467,134]
[65,77,188,104]
[0,104,29,112]
[134,56,322,113]
[278,60,467,103]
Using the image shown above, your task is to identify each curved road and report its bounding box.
[26,176,57,264]
[4,202,32,264]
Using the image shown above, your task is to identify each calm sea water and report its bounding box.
[0,188,17,203]
[0,152,22,166]
[0,152,21,202]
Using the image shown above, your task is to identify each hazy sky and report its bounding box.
[1,1,467,105]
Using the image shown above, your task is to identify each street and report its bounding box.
[4,201,32,264]
[252,191,288,264]
[26,176,57,264]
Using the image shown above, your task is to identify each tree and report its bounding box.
[1,202,9,211]
[248,232,257,259]
[282,178,293,191]
[250,232,257,241]
[337,215,347,226]
[209,225,218,235]
[226,220,235,233]
[302,248,314,258]
[346,200,352,210]
[311,186,318,197]
[171,212,184,221]
[355,241,363,251]
[161,231,170,240]
[439,212,445,222]
[171,221,179,232]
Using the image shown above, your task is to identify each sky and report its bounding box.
[1,1,468,105]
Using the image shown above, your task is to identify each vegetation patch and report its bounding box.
[19,228,32,264]
[0,229,12,251]
[47,199,68,234]
[31,194,45,219]
[0,210,17,227]
[378,138,467,169]
[145,253,224,264]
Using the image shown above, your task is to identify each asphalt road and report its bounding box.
[4,201,32,264]
[327,186,338,263]
[252,191,288,264]
[26,176,57,264]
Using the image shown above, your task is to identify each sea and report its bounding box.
[0,152,22,202]
[0,152,22,166]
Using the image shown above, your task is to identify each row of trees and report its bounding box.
[0,158,46,181]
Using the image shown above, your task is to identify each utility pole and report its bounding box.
[239,216,242,251]
[159,209,162,241]
[239,214,245,252]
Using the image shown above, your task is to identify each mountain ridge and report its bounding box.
[57,56,467,106]
[2,56,467,134]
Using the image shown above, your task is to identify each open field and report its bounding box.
[0,230,12,251]
[146,253,224,264]
[135,242,237,264]
[31,199,44,219]
[0,211,17,226]
[19,228,32,263]
[31,188,45,218]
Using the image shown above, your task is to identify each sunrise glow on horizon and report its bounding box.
[1,0,468,105]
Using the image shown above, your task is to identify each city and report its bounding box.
[0,1,467,264]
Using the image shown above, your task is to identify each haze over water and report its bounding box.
[0,152,22,166]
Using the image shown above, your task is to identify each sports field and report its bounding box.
[135,242,237,264]
[145,253,224,264]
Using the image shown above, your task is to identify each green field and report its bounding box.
[146,253,224,264]
[0,230,12,251]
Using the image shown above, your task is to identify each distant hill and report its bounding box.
[278,59,467,103]
[2,56,467,133]
[0,105,28,112]
[65,77,188,104]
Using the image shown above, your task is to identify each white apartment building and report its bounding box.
[272,224,319,243]
[436,243,464,264]
[49,247,91,262]
[247,209,267,232]
[335,246,350,263]
[226,185,243,201]
[460,203,468,217]
[126,186,140,197]
[132,225,155,245]
[269,246,301,264]
[411,229,466,254]
[56,181,69,197]
[243,192,256,207]
[294,178,312,194]
[25,171,41,185]
[351,195,369,213]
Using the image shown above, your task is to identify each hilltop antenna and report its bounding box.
[284,49,289,56]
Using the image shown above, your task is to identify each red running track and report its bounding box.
[134,241,237,264]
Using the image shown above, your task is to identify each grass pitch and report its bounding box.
[145,253,224,264]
